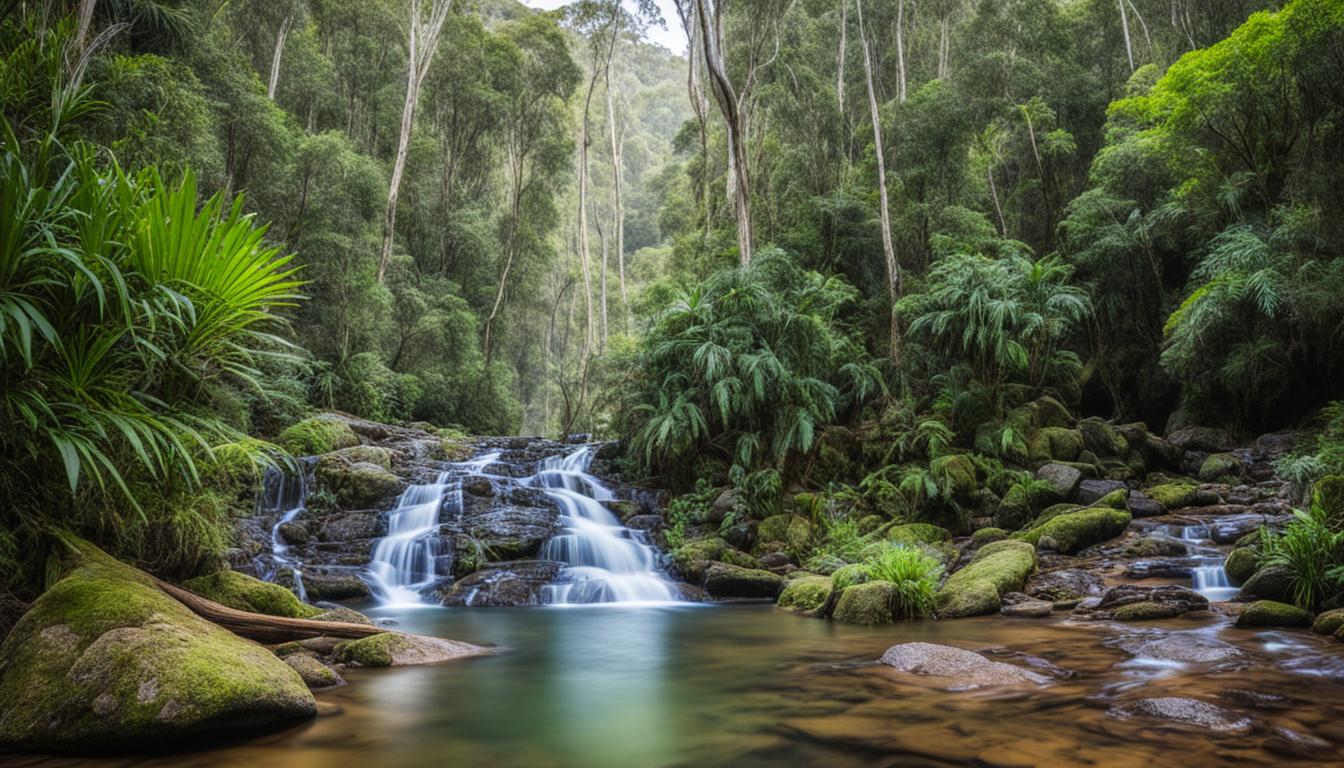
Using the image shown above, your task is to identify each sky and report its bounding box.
[522,0,688,55]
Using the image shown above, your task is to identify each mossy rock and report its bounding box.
[324,445,393,469]
[315,457,404,510]
[1014,396,1072,429]
[939,454,980,504]
[994,483,1059,531]
[1124,536,1188,558]
[0,541,314,751]
[1113,601,1184,621]
[332,632,482,667]
[671,538,757,583]
[1236,565,1294,603]
[283,654,343,689]
[777,575,833,613]
[754,515,813,556]
[302,573,373,601]
[1145,482,1199,511]
[311,606,375,626]
[1199,453,1243,482]
[703,563,784,599]
[277,416,359,456]
[935,540,1036,618]
[1032,503,1083,527]
[1013,507,1131,554]
[1094,488,1130,510]
[183,571,321,619]
[971,527,1009,547]
[1314,475,1344,529]
[1312,607,1344,636]
[1235,600,1312,629]
[1079,417,1129,458]
[1028,427,1083,465]
[833,581,898,625]
[1224,548,1258,585]
[888,523,951,546]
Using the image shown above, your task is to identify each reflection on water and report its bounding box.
[10,604,1344,767]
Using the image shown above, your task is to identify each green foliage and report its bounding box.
[1259,502,1344,610]
[863,544,944,620]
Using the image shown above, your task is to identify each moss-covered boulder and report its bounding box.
[993,482,1060,531]
[1236,565,1294,603]
[1224,548,1258,585]
[939,454,980,504]
[1079,418,1129,458]
[971,527,1009,547]
[315,456,404,510]
[1028,427,1083,465]
[887,523,951,546]
[777,575,833,613]
[0,543,315,752]
[1145,482,1199,511]
[703,563,783,599]
[670,538,757,583]
[1094,488,1130,510]
[283,654,343,689]
[833,581,898,625]
[1311,608,1344,636]
[301,573,373,601]
[935,540,1036,618]
[277,415,359,456]
[754,515,814,556]
[332,632,484,668]
[183,571,321,619]
[1014,507,1131,554]
[1035,463,1083,498]
[1235,600,1312,629]
[1199,453,1243,481]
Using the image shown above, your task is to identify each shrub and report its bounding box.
[1260,503,1344,610]
[863,544,944,619]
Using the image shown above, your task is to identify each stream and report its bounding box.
[13,603,1344,768]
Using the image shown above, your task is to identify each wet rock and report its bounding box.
[1235,600,1312,628]
[311,605,375,626]
[1000,598,1053,618]
[284,654,344,688]
[624,514,662,532]
[1036,463,1083,498]
[1312,607,1344,636]
[879,642,1050,689]
[1224,547,1258,585]
[1219,689,1291,709]
[462,476,493,497]
[317,512,383,542]
[1087,584,1209,621]
[440,560,563,607]
[1127,491,1164,517]
[301,572,371,601]
[1026,568,1104,603]
[332,632,487,668]
[1123,536,1188,558]
[1167,426,1234,453]
[1122,559,1194,579]
[1112,631,1246,663]
[461,503,561,560]
[1108,697,1250,732]
[1236,565,1294,603]
[1144,481,1199,511]
[758,552,793,571]
[833,581,899,625]
[935,540,1036,618]
[1213,513,1288,544]
[316,458,404,510]
[704,563,783,599]
[971,527,1009,547]
[1076,479,1127,505]
[777,575,832,613]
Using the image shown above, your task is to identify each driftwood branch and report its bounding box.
[154,578,387,644]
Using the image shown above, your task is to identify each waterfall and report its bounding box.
[534,447,680,605]
[368,452,500,606]
[1157,523,1237,602]
[258,462,310,591]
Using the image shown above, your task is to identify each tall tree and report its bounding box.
[856,0,901,364]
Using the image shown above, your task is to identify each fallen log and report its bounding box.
[153,577,387,644]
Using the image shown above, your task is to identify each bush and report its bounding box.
[1259,502,1344,610]
[863,544,944,619]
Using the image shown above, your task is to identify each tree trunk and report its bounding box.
[895,0,907,102]
[937,17,949,80]
[75,0,96,54]
[268,13,293,100]
[604,65,629,332]
[695,0,753,265]
[153,578,385,644]
[596,206,608,350]
[857,0,900,366]
[484,138,522,361]
[378,0,453,284]
[1118,0,1135,72]
[836,0,847,115]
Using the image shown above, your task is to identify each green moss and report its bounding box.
[831,563,870,591]
[1225,547,1258,585]
[0,541,313,751]
[1235,600,1313,628]
[1032,503,1082,527]
[1079,418,1129,458]
[183,571,321,619]
[1028,427,1083,464]
[1013,507,1131,554]
[1113,601,1182,621]
[325,445,393,468]
[887,523,951,546]
[333,633,412,668]
[1199,453,1243,481]
[777,575,833,613]
[754,515,813,556]
[1145,482,1199,510]
[1094,488,1130,510]
[703,563,784,598]
[283,654,342,688]
[935,540,1036,618]
[833,581,897,625]
[277,416,358,456]
[939,454,979,503]
[671,538,757,582]
[1311,607,1344,636]
[971,527,1009,546]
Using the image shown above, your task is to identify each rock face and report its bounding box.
[0,543,315,752]
[440,561,563,607]
[879,643,1050,689]
[1108,697,1251,732]
[935,540,1036,618]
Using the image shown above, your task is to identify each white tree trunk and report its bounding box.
[857,0,900,365]
[836,0,847,115]
[268,13,293,100]
[604,66,629,332]
[895,0,907,102]
[1118,0,1135,72]
[695,0,753,266]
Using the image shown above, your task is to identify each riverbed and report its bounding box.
[11,602,1344,767]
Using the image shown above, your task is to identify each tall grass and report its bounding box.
[1259,503,1344,610]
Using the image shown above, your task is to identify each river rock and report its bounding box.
[1108,697,1251,732]
[284,653,344,688]
[1312,608,1344,636]
[1127,491,1164,517]
[316,458,404,510]
[1236,565,1294,603]
[1017,507,1131,554]
[703,563,783,599]
[0,542,316,752]
[1235,600,1313,628]
[440,560,563,607]
[879,643,1050,689]
[833,581,899,625]
[1225,547,1258,584]
[301,572,372,601]
[183,570,321,618]
[316,511,384,542]
[935,540,1036,618]
[1001,597,1054,618]
[1086,584,1209,621]
[1025,568,1104,603]
[777,575,833,613]
[1111,631,1246,663]
[1036,463,1083,498]
[332,632,487,668]
[461,503,561,560]
[1076,478,1127,505]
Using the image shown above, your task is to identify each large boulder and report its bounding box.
[669,538,757,583]
[1025,568,1104,603]
[1028,427,1083,465]
[277,415,359,456]
[461,503,561,560]
[879,642,1049,688]
[1235,600,1312,628]
[183,571,320,619]
[754,515,813,556]
[0,543,316,752]
[1035,463,1083,499]
[301,572,372,601]
[1086,584,1209,621]
[994,482,1059,531]
[833,581,899,625]
[1199,453,1244,481]
[703,563,783,599]
[935,540,1036,618]
[1143,481,1200,511]
[1312,608,1344,636]
[1014,507,1131,554]
[1076,478,1127,506]
[316,457,404,510]
[777,575,833,613]
[1224,548,1258,585]
[1079,418,1129,458]
[1236,565,1294,603]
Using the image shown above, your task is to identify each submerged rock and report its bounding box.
[1086,584,1209,621]
[0,542,315,752]
[879,642,1050,689]
[1111,631,1246,663]
[1108,697,1251,732]
[1000,597,1054,618]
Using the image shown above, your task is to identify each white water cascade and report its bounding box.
[535,447,680,605]
[1157,523,1237,602]
[259,463,311,600]
[368,452,500,606]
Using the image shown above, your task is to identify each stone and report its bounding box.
[1144,482,1199,511]
[935,540,1036,618]
[1001,598,1053,618]
[887,523,951,545]
[1035,463,1083,498]
[939,454,980,504]
[461,503,562,560]
[833,581,898,625]
[1235,600,1312,628]
[1236,565,1294,603]
[1014,507,1131,554]
[440,560,563,607]
[332,632,486,668]
[1166,426,1234,453]
[1108,697,1250,732]
[301,573,372,601]
[283,654,343,689]
[315,458,404,510]
[1076,478,1127,505]
[703,563,783,599]
[183,570,321,619]
[1028,427,1083,465]
[777,575,832,613]
[277,521,310,545]
[1026,569,1104,603]
[879,642,1049,689]
[1123,536,1187,558]
[971,527,1009,547]
[1312,608,1344,636]
[1127,491,1163,517]
[277,415,360,456]
[710,489,739,524]
[1089,584,1209,620]
[1079,418,1129,458]
[1224,548,1258,585]
[754,515,813,557]
[1199,453,1243,481]
[0,542,316,751]
[1112,631,1245,663]
[670,538,758,583]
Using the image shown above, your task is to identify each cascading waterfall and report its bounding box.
[368,452,500,606]
[258,461,311,598]
[535,447,680,604]
[1157,523,1236,602]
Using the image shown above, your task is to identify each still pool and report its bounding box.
[12,602,1344,767]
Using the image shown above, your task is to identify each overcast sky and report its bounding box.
[522,0,687,55]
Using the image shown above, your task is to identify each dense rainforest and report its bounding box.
[4,0,1344,764]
